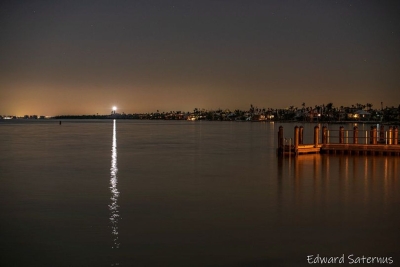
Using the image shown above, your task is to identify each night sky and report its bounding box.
[1,0,399,116]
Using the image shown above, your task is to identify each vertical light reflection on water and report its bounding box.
[324,155,329,197]
[312,155,319,203]
[393,157,398,185]
[109,119,120,250]
[364,156,369,204]
[287,155,399,207]
[293,156,299,201]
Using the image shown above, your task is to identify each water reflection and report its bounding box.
[279,154,399,207]
[109,119,120,249]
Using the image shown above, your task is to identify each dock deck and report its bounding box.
[277,125,400,156]
[321,144,400,156]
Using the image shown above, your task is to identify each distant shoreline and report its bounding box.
[1,117,399,125]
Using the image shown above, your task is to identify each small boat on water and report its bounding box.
[250,114,267,122]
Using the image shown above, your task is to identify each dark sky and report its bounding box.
[1,0,399,115]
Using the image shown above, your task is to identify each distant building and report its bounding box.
[347,109,370,121]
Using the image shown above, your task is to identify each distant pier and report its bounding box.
[277,125,400,156]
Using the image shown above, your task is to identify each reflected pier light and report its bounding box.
[109,119,120,249]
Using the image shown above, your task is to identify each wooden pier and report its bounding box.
[277,125,400,156]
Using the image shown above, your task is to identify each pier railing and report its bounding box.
[277,125,399,156]
[322,126,398,145]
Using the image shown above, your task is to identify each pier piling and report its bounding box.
[322,126,327,144]
[388,127,393,145]
[371,126,377,145]
[339,126,344,144]
[314,126,319,147]
[299,126,304,144]
[379,125,385,143]
[353,126,358,144]
[294,126,299,155]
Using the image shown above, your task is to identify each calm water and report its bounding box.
[0,120,399,267]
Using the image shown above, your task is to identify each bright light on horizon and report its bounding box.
[112,106,117,111]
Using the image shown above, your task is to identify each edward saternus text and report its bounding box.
[307,254,393,264]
